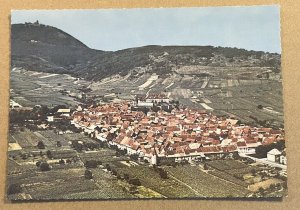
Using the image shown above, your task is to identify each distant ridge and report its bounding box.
[11,22,281,81]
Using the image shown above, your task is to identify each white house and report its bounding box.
[267,148,281,162]
[57,108,71,117]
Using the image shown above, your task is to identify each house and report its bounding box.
[57,108,71,117]
[267,148,281,162]
[47,115,54,122]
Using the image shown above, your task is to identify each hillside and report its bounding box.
[11,22,104,73]
[11,22,281,80]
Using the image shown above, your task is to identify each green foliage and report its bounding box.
[84,170,93,179]
[84,160,99,168]
[58,159,65,165]
[128,178,141,186]
[255,140,285,158]
[37,141,45,149]
[40,162,51,171]
[7,183,22,195]
[46,150,53,159]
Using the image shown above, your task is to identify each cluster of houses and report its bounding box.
[70,100,285,165]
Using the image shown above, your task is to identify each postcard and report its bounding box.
[7,6,286,201]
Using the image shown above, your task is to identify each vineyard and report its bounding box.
[165,165,249,198]
[115,166,199,198]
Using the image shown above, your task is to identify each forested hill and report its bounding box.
[11,22,281,81]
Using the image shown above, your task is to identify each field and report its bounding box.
[9,129,96,150]
[10,68,284,128]
[7,141,286,200]
[165,165,250,198]
[10,69,87,107]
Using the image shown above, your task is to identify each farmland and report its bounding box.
[7,135,287,200]
[10,66,284,128]
[8,60,285,200]
[165,165,249,198]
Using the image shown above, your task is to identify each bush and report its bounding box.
[111,169,118,176]
[58,159,65,165]
[36,161,41,167]
[105,164,111,171]
[56,141,62,147]
[158,169,168,179]
[40,162,51,171]
[258,187,265,196]
[124,173,130,180]
[84,160,98,168]
[84,170,93,179]
[46,150,53,159]
[128,178,141,186]
[130,154,139,161]
[21,153,28,160]
[37,141,45,149]
[203,163,208,170]
[257,105,263,109]
[7,183,22,195]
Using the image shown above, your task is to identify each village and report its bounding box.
[71,93,286,167]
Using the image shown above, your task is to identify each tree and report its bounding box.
[257,105,263,109]
[269,184,276,191]
[84,170,93,179]
[130,154,139,161]
[21,153,28,160]
[37,141,45,149]
[158,169,168,179]
[105,164,111,171]
[58,159,65,165]
[129,178,141,186]
[232,151,240,160]
[251,168,257,176]
[258,187,265,196]
[7,183,22,195]
[46,150,53,159]
[56,141,62,147]
[124,173,130,181]
[84,160,98,168]
[203,163,209,170]
[111,169,118,176]
[36,161,41,167]
[40,162,51,171]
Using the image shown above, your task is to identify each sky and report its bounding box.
[11,6,281,53]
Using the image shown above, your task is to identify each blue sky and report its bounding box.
[11,6,281,53]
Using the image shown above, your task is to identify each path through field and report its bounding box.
[168,174,201,196]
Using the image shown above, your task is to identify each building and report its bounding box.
[57,108,71,117]
[267,148,281,162]
[145,93,170,103]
